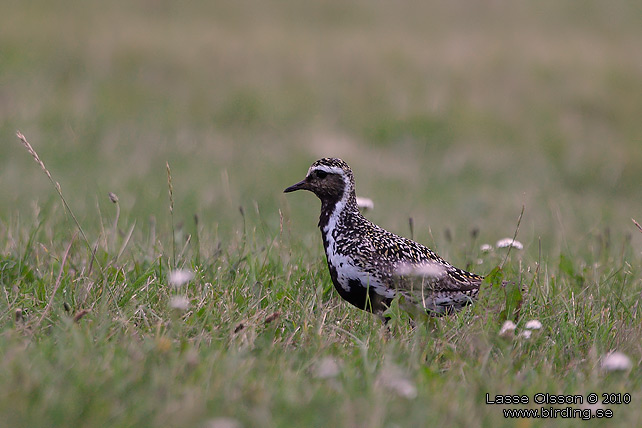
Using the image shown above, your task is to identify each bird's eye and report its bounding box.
[316,170,328,179]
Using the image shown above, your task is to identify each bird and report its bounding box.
[284,157,487,319]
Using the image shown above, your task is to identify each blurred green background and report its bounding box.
[2,0,641,257]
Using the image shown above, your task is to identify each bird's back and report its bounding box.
[331,209,482,314]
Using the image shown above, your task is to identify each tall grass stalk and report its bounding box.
[166,161,176,268]
[15,131,102,274]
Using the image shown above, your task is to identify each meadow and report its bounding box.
[1,1,642,426]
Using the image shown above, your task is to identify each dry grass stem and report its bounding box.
[109,192,121,251]
[15,131,101,272]
[16,131,58,188]
[166,161,176,267]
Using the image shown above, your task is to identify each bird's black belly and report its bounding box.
[326,262,391,314]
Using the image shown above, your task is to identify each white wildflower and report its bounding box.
[519,330,532,339]
[356,196,374,211]
[169,296,190,311]
[395,262,446,279]
[525,320,542,330]
[499,320,517,337]
[204,417,241,428]
[581,402,604,413]
[169,269,194,288]
[480,244,493,253]
[496,238,523,250]
[601,351,632,372]
[376,364,417,399]
[314,357,341,379]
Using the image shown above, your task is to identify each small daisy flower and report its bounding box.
[496,238,523,250]
[376,364,417,399]
[519,330,532,339]
[480,244,493,253]
[525,320,542,330]
[314,357,341,379]
[204,417,242,428]
[169,296,190,311]
[499,320,517,337]
[395,262,446,279]
[169,269,194,288]
[356,196,374,211]
[601,351,632,372]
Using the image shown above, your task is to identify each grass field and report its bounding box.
[1,0,642,426]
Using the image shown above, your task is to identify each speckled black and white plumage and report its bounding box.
[284,158,484,318]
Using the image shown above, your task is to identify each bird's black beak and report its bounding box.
[284,179,309,193]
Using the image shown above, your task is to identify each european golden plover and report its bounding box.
[285,158,487,318]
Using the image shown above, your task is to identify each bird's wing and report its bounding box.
[350,222,483,312]
[361,224,446,265]
[391,261,482,314]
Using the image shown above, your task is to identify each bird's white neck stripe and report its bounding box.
[323,197,346,233]
[322,172,351,234]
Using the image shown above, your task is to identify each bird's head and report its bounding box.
[284,158,356,203]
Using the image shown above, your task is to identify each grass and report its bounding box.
[1,190,640,427]
[2,0,642,426]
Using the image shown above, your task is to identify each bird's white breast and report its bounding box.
[323,202,396,298]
